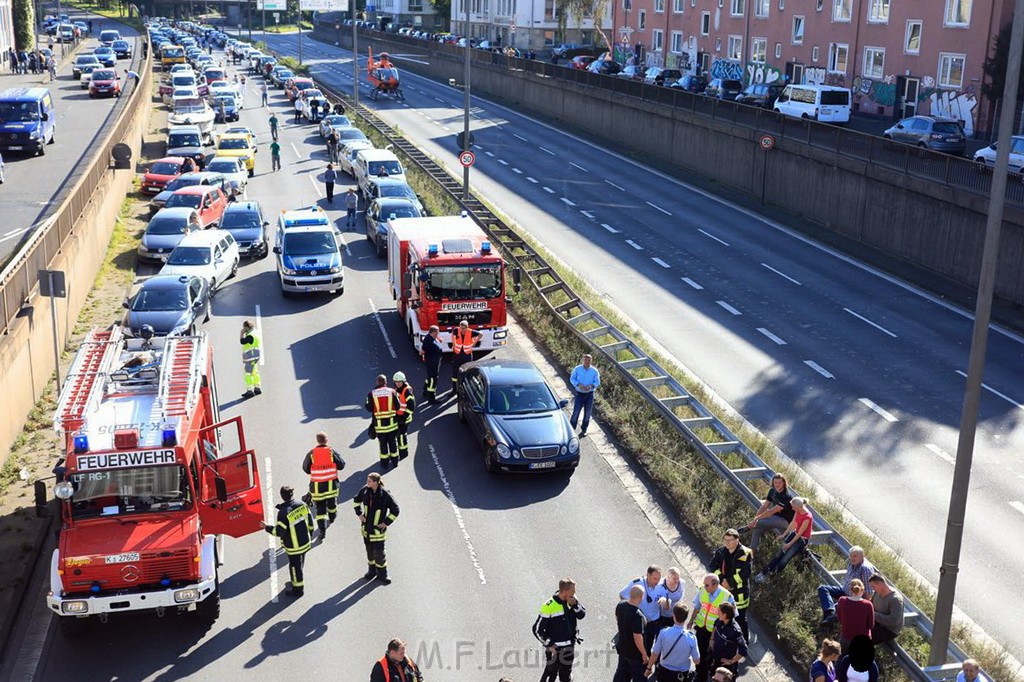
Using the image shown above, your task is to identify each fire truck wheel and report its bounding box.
[58,615,90,637]
[197,587,221,623]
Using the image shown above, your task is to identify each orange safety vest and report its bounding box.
[396,385,413,417]
[378,655,419,682]
[451,328,476,355]
[308,446,339,483]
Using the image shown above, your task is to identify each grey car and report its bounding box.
[705,78,743,99]
[138,207,203,262]
[220,201,270,258]
[364,178,423,214]
[365,198,421,257]
[883,116,966,156]
[123,274,211,336]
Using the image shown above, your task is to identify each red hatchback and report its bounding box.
[162,185,229,228]
[88,68,122,98]
[569,56,596,70]
[285,77,315,101]
[141,157,187,194]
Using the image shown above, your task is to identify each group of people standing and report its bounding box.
[7,47,57,79]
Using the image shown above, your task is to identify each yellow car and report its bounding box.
[160,44,186,68]
[214,133,257,177]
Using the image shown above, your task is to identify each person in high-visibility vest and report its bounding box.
[301,432,346,540]
[240,320,262,398]
[366,374,400,469]
[264,486,314,597]
[393,372,416,461]
[686,573,735,682]
[448,319,481,392]
[370,638,423,682]
[354,472,400,584]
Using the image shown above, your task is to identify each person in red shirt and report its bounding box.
[754,497,814,583]
[836,579,874,652]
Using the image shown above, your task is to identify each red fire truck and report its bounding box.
[387,215,520,351]
[39,326,265,633]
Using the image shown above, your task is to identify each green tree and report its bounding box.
[557,0,611,54]
[982,22,1024,102]
[430,0,450,30]
[11,0,35,51]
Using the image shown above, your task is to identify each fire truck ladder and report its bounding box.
[53,326,125,435]
[157,334,207,420]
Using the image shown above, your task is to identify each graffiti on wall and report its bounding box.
[746,62,781,84]
[852,74,897,107]
[804,67,826,85]
[926,86,978,136]
[710,58,743,81]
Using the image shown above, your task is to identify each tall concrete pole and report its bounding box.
[352,1,359,105]
[461,0,471,199]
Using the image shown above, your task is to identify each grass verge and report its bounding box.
[67,1,144,31]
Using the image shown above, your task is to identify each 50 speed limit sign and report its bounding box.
[759,134,776,151]
[459,151,476,167]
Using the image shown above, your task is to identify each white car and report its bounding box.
[210,81,244,106]
[79,64,99,89]
[973,136,1024,176]
[204,157,248,197]
[169,63,195,76]
[159,229,240,292]
[168,96,215,141]
[339,139,373,177]
[302,94,328,122]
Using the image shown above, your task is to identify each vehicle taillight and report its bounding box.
[930,133,943,140]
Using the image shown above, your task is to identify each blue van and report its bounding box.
[0,88,56,155]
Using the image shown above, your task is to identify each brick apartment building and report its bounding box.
[611,0,1013,136]
[452,0,612,52]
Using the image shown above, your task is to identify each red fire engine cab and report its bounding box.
[40,326,264,633]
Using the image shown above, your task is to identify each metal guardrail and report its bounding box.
[304,70,991,682]
[0,36,152,337]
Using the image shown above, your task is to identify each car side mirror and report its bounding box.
[470,404,483,413]
[41,112,49,121]
[273,246,281,254]
[558,398,569,408]
[512,266,522,292]
[122,298,129,308]
[214,476,228,503]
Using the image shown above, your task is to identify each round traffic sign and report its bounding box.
[759,134,776,151]
[459,151,476,167]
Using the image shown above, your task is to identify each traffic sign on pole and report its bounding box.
[759,134,776,151]
[459,151,476,167]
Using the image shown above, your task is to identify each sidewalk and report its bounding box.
[0,39,84,88]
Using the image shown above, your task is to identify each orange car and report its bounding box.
[141,156,187,194]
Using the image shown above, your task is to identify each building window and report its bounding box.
[727,35,743,60]
[828,42,848,73]
[655,0,665,12]
[716,37,722,52]
[816,0,824,11]
[944,0,971,26]
[812,45,820,62]
[671,31,684,52]
[639,10,647,29]
[832,0,850,22]
[673,0,684,12]
[754,0,769,17]
[731,0,745,16]
[792,15,804,44]
[544,30,555,45]
[693,0,697,6]
[701,11,711,35]
[905,20,922,54]
[863,46,884,78]
[868,0,889,22]
[775,42,782,58]
[751,37,767,62]
[938,52,965,88]
[653,29,664,50]
[779,0,785,8]
[581,30,593,44]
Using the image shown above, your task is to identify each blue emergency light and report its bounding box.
[160,576,171,587]
[481,241,491,254]
[73,434,89,454]
[162,425,178,447]
[90,583,101,593]
[428,244,439,257]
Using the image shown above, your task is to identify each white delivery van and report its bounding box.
[773,84,851,124]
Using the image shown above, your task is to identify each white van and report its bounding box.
[773,84,851,124]
[273,206,344,296]
[353,149,405,199]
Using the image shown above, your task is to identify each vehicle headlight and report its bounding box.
[568,437,580,455]
[493,329,508,340]
[327,266,341,274]
[281,266,298,276]
[496,443,511,459]
[511,449,521,459]
[174,588,199,603]
[55,481,75,500]
[29,128,40,138]
[61,600,89,614]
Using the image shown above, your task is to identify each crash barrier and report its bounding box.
[305,70,990,682]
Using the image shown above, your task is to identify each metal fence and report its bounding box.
[0,38,152,337]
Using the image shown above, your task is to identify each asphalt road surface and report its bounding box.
[259,34,1024,657]
[0,12,142,267]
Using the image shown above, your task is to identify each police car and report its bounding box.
[273,206,344,297]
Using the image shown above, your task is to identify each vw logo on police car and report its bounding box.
[120,564,141,582]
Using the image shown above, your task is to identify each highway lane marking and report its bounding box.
[498,159,509,166]
[681,277,703,290]
[473,144,483,150]
[697,228,730,246]
[543,186,555,194]
[605,179,626,191]
[844,307,897,338]
[601,223,620,234]
[434,96,445,102]
[652,257,671,269]
[580,210,594,219]
[0,226,33,242]
[539,146,555,155]
[255,305,266,366]
[513,133,529,142]
[646,201,672,216]
[526,176,538,183]
[804,360,834,379]
[925,444,956,465]
[716,300,742,316]
[757,327,787,345]
[859,398,899,422]
[760,262,802,286]
[427,444,487,585]
[484,151,495,157]
[264,456,279,602]
[954,370,1024,412]
[308,175,322,197]
[369,298,398,359]
[1010,501,1024,516]
[570,162,589,173]
[560,197,576,206]
[626,240,644,250]
[512,168,522,174]
[290,142,301,158]
[442,126,451,132]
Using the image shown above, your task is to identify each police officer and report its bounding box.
[354,472,400,584]
[240,320,262,398]
[393,372,416,460]
[449,319,481,393]
[533,578,586,682]
[371,638,423,682]
[419,325,443,403]
[264,486,314,597]
[708,528,752,641]
[366,374,400,469]
[301,432,346,540]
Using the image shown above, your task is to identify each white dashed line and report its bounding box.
[543,186,556,194]
[698,229,730,246]
[513,133,529,142]
[434,96,445,102]
[626,240,644,250]
[716,301,742,316]
[681,277,704,290]
[804,360,834,379]
[512,167,522,174]
[605,180,626,191]
[954,370,1024,411]
[652,257,671,269]
[254,305,266,365]
[646,201,672,216]
[473,144,483,150]
[498,159,509,165]
[601,223,620,234]
[560,197,576,206]
[368,298,398,359]
[760,262,802,286]
[290,142,301,158]
[264,456,279,602]
[570,162,589,173]
[309,175,322,197]
[844,308,897,338]
[442,126,451,132]
[580,210,594,219]
[859,398,899,422]
[526,177,538,183]
[539,146,555,155]
[925,444,956,465]
[428,444,487,585]
[484,151,495,157]
[1010,501,1024,516]
[756,328,787,345]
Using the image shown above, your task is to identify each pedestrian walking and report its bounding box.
[619,565,666,654]
[419,325,443,403]
[392,372,415,460]
[533,578,586,682]
[353,472,400,584]
[269,113,279,141]
[345,187,358,227]
[240,320,262,398]
[818,546,875,626]
[294,96,303,123]
[710,602,747,678]
[708,528,753,641]
[323,163,337,203]
[264,486,314,597]
[301,432,346,539]
[270,140,282,171]
[47,56,56,82]
[613,585,649,682]
[366,374,401,469]
[260,81,268,107]
[449,319,481,392]
[753,497,814,583]
[8,47,16,73]
[568,353,599,436]
[686,573,735,682]
[744,473,795,553]
[645,603,700,682]
[371,638,423,682]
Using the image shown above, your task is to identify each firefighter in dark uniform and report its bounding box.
[708,528,753,641]
[393,372,416,461]
[354,472,400,584]
[371,638,423,682]
[365,374,400,469]
[533,578,586,682]
[449,319,481,393]
[264,486,314,597]
[419,324,443,404]
[301,431,346,540]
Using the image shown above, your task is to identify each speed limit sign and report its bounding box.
[459,151,476,167]
[759,134,776,151]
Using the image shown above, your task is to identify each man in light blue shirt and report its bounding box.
[647,603,700,680]
[569,353,600,436]
[620,565,666,652]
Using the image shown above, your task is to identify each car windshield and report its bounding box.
[149,161,180,175]
[169,132,201,147]
[207,159,239,173]
[76,56,99,65]
[370,160,403,175]
[284,231,336,256]
[113,41,129,49]
[68,465,191,519]
[423,264,501,300]
[339,129,367,141]
[165,193,203,209]
[221,209,261,230]
[379,184,415,200]
[277,70,293,79]
[325,115,350,127]
[164,176,200,191]
[167,246,211,265]
[214,96,236,108]
[934,122,962,134]
[0,102,40,122]
[172,75,196,86]
[132,286,188,310]
[147,216,189,234]
[294,81,312,90]
[487,382,558,414]
[205,70,225,79]
[173,97,206,113]
[218,138,249,149]
[379,204,419,219]
[92,70,117,80]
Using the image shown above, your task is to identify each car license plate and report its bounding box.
[104,552,140,564]
[529,461,556,469]
[8,145,21,150]
[947,137,959,142]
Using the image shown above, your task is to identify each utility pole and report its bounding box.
[247,0,252,41]
[461,0,471,199]
[928,0,1024,667]
[298,7,303,63]
[352,2,359,105]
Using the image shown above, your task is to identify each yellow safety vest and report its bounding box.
[694,587,732,631]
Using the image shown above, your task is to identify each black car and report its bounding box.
[122,274,211,337]
[735,83,785,108]
[705,78,743,99]
[112,39,132,59]
[457,359,580,475]
[220,201,270,258]
[670,74,708,93]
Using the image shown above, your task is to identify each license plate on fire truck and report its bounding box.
[104,552,141,564]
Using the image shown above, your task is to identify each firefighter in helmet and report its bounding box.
[393,372,416,461]
[301,432,346,540]
[365,374,400,469]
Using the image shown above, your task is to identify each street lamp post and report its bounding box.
[461,2,471,199]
